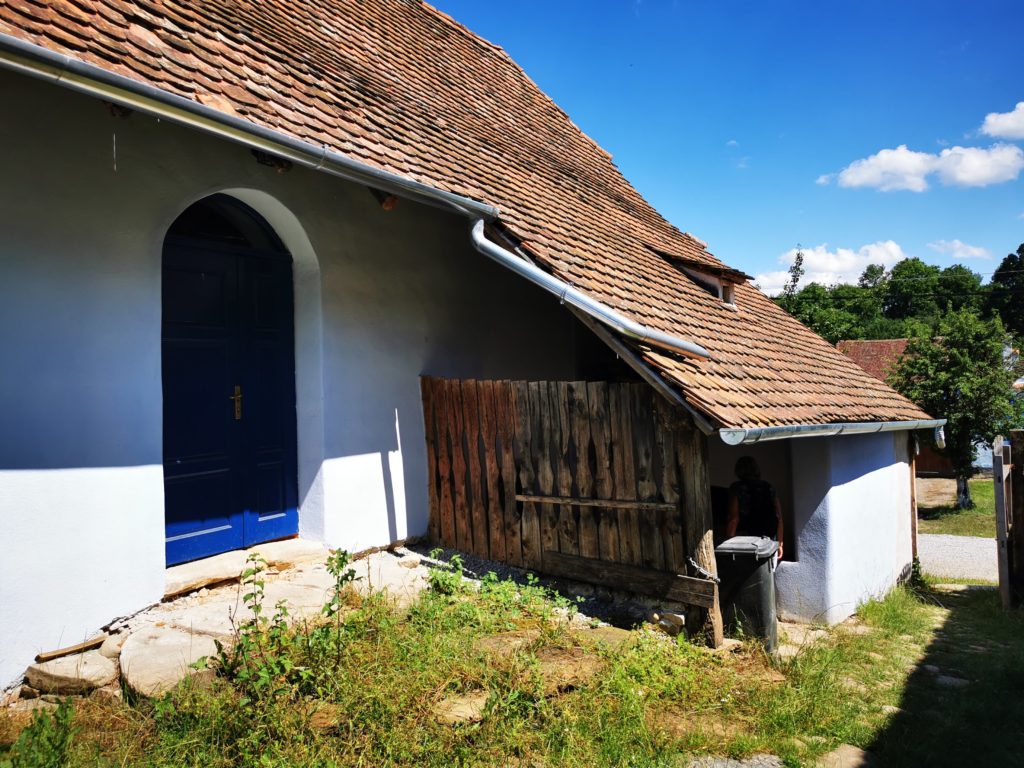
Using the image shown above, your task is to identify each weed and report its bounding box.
[426,549,465,595]
[1,698,75,768]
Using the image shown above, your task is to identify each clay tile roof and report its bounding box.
[0,0,933,428]
[836,339,910,383]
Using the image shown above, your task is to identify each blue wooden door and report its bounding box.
[162,198,298,566]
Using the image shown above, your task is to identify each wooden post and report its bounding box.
[909,433,919,562]
[994,436,1013,609]
[677,417,724,647]
[1010,430,1024,603]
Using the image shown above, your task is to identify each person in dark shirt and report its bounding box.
[725,456,784,558]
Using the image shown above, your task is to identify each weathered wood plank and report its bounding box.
[514,382,542,570]
[477,380,505,562]
[569,381,600,559]
[496,381,524,566]
[678,419,724,647]
[612,384,641,566]
[655,401,685,573]
[541,550,717,609]
[434,379,456,548]
[514,494,676,511]
[994,436,1013,609]
[448,378,472,554]
[534,382,559,567]
[1010,430,1024,602]
[461,380,488,558]
[421,378,440,544]
[587,382,618,562]
[553,381,579,556]
[632,386,664,571]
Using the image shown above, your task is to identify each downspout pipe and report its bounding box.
[470,220,711,360]
[719,419,946,445]
[0,33,499,221]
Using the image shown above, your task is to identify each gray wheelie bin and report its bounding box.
[714,535,779,652]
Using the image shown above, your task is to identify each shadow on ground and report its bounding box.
[868,587,1024,766]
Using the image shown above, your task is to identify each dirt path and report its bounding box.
[917,477,956,508]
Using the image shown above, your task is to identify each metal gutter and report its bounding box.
[1,34,710,362]
[0,34,499,221]
[719,419,947,445]
[470,220,711,360]
[0,33,708,363]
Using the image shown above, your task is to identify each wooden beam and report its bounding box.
[909,433,919,562]
[1010,430,1024,604]
[515,494,677,512]
[994,436,1013,609]
[35,634,106,663]
[541,550,717,609]
[678,422,724,647]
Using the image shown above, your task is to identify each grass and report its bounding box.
[3,558,1023,767]
[917,477,996,538]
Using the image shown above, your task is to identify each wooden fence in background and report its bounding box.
[420,377,721,641]
[993,431,1024,608]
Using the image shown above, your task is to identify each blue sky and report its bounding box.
[431,0,1024,293]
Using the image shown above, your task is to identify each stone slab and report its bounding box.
[817,744,874,768]
[119,626,217,698]
[99,632,128,659]
[246,539,330,569]
[25,650,117,695]
[433,690,489,724]
[165,550,249,598]
[579,626,634,651]
[689,756,782,768]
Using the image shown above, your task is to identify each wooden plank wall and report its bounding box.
[421,377,721,639]
[995,431,1024,608]
[422,378,687,569]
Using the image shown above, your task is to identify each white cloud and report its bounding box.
[933,144,1024,186]
[980,102,1024,140]
[927,239,990,259]
[725,139,739,147]
[836,145,936,191]
[825,143,1024,191]
[754,241,908,295]
[815,173,834,185]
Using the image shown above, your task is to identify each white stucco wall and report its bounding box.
[775,432,914,624]
[0,71,591,685]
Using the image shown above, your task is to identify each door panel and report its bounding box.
[162,237,298,566]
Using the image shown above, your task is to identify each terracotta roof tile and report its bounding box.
[836,339,910,383]
[0,0,932,428]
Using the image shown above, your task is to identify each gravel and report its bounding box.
[917,533,997,581]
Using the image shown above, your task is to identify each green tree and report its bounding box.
[986,242,1024,341]
[883,258,940,320]
[888,309,1021,508]
[936,264,984,314]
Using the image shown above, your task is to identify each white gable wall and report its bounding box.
[0,71,584,686]
[776,432,913,624]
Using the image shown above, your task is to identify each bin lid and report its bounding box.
[714,535,779,558]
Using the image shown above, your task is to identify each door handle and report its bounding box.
[229,385,242,421]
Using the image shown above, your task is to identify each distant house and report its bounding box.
[0,1,942,686]
[836,339,997,475]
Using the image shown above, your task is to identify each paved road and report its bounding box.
[918,533,997,582]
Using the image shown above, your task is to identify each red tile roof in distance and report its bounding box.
[0,0,932,428]
[836,339,910,383]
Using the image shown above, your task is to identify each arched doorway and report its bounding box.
[162,194,299,565]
